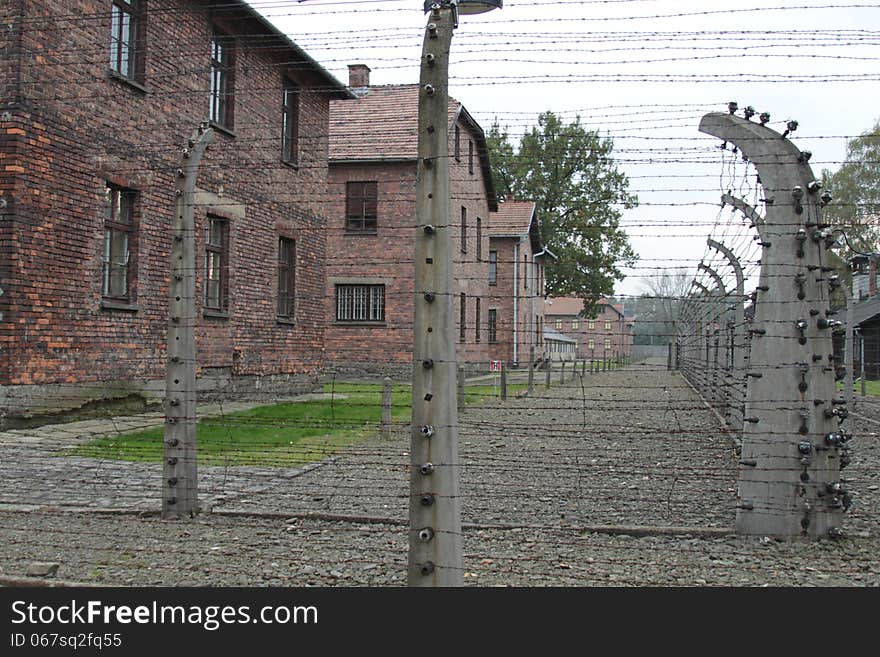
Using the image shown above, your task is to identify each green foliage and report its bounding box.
[487,111,638,315]
[822,119,880,256]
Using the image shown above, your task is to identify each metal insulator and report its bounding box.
[424,84,435,96]
[418,527,435,542]
[420,561,435,576]
[419,462,435,476]
[420,424,435,438]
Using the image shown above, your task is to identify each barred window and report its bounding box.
[488,250,497,284]
[488,309,497,343]
[475,297,481,343]
[335,284,385,322]
[459,293,466,343]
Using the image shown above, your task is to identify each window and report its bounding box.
[335,284,385,322]
[475,297,481,343]
[476,218,482,261]
[572,319,579,330]
[604,337,612,350]
[110,0,143,81]
[102,184,136,300]
[277,237,295,319]
[588,338,595,350]
[282,79,299,164]
[488,250,497,284]
[468,140,474,174]
[209,29,234,128]
[523,254,528,290]
[459,293,466,343]
[461,207,467,253]
[555,319,562,330]
[454,125,461,162]
[345,181,378,232]
[588,320,595,330]
[204,216,228,311]
[605,320,612,330]
[488,309,497,343]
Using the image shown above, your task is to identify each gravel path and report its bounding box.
[1,360,877,586]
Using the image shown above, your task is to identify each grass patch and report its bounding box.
[838,379,880,397]
[67,380,525,467]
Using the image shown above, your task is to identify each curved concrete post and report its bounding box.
[700,112,845,538]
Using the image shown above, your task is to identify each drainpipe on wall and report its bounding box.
[512,242,519,367]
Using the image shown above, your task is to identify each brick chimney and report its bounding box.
[348,64,371,96]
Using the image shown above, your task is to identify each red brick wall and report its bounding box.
[2,1,338,403]
[324,116,493,371]
[547,303,633,360]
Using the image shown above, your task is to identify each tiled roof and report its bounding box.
[544,297,587,316]
[488,201,535,237]
[852,296,880,326]
[544,296,622,317]
[329,85,460,161]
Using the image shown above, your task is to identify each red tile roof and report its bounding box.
[488,201,535,237]
[544,296,622,317]
[329,84,461,161]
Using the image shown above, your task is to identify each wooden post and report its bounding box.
[860,332,866,397]
[560,360,566,384]
[457,365,465,409]
[500,362,507,400]
[163,124,213,519]
[381,377,392,440]
[545,361,551,389]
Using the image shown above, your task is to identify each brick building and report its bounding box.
[324,65,497,375]
[0,1,353,424]
[486,200,552,368]
[543,297,633,362]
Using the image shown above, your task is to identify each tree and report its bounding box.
[821,119,880,256]
[632,269,692,345]
[487,112,638,316]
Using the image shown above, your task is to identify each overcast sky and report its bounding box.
[252,0,880,298]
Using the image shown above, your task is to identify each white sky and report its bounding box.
[252,0,880,298]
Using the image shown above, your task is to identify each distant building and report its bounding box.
[543,328,576,362]
[487,201,553,368]
[543,297,633,361]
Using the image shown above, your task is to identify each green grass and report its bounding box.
[66,380,528,468]
[838,379,880,397]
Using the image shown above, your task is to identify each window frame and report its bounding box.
[101,184,137,303]
[460,206,467,254]
[204,215,229,312]
[281,78,299,166]
[572,319,579,330]
[475,297,481,343]
[109,0,145,83]
[605,320,612,331]
[488,250,497,285]
[454,124,461,162]
[476,217,482,262]
[277,237,296,320]
[334,283,385,323]
[468,139,474,174]
[209,28,235,129]
[345,181,378,233]
[488,308,498,343]
[459,293,466,343]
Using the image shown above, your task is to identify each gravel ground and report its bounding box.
[0,360,877,586]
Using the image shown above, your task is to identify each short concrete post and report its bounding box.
[381,377,392,440]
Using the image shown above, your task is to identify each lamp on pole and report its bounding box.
[409,0,501,587]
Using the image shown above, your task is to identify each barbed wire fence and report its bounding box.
[1,1,879,586]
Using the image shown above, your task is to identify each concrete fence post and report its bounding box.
[381,377,393,440]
